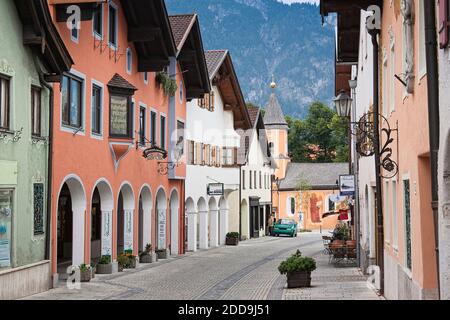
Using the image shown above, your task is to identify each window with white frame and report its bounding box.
[144,72,148,84]
[0,75,10,130]
[91,84,102,135]
[392,180,398,249]
[31,86,41,136]
[126,48,132,74]
[384,181,391,243]
[160,114,166,150]
[287,197,296,216]
[93,4,103,38]
[108,2,118,48]
[139,105,146,146]
[418,0,426,78]
[61,74,83,129]
[390,35,396,113]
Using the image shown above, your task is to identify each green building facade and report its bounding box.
[0,0,72,299]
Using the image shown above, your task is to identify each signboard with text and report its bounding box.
[339,175,355,196]
[207,183,224,196]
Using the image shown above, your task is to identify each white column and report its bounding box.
[142,208,151,249]
[187,211,197,252]
[199,210,209,249]
[124,209,134,252]
[101,210,113,256]
[219,208,229,245]
[72,207,85,266]
[171,206,179,255]
[209,209,219,248]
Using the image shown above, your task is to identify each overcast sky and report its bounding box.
[278,0,320,5]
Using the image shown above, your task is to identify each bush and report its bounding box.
[117,254,131,268]
[98,255,111,265]
[156,71,178,97]
[79,264,91,272]
[226,232,239,239]
[278,251,316,275]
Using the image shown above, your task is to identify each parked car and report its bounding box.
[273,219,298,237]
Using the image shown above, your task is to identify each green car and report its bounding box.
[273,219,298,237]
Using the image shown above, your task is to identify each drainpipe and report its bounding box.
[369,28,385,295]
[39,73,54,262]
[424,0,440,299]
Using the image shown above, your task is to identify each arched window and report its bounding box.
[179,81,183,102]
[286,197,296,216]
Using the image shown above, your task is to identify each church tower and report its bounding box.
[263,77,290,180]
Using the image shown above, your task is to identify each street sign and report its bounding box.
[207,183,224,196]
[339,175,355,196]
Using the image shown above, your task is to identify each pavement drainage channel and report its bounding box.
[196,239,322,300]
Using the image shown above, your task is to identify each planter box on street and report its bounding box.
[286,271,312,288]
[80,271,91,282]
[96,263,113,275]
[156,249,168,260]
[226,237,239,246]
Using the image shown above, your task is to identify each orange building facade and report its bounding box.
[48,0,209,280]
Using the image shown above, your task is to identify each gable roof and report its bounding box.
[15,0,73,81]
[263,93,288,129]
[279,162,348,190]
[108,73,138,92]
[205,50,228,80]
[169,14,210,100]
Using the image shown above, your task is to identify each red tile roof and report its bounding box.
[168,14,196,51]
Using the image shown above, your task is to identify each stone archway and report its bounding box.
[90,179,114,263]
[197,197,208,249]
[185,197,197,252]
[117,183,135,256]
[155,188,167,251]
[208,197,219,248]
[170,189,180,255]
[219,196,229,245]
[138,186,153,253]
[56,175,86,274]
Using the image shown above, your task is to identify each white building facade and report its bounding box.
[185,50,252,251]
[239,106,275,240]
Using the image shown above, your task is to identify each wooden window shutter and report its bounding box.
[212,145,216,166]
[211,91,215,111]
[194,142,198,165]
[439,0,450,48]
[216,147,221,167]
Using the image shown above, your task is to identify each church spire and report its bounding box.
[263,75,288,130]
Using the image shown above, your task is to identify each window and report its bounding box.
[287,197,296,215]
[254,171,257,188]
[390,44,396,113]
[0,75,10,130]
[126,48,132,74]
[91,85,102,135]
[384,181,391,243]
[418,0,426,77]
[0,189,13,268]
[93,4,103,38]
[150,111,156,145]
[392,180,398,249]
[144,72,148,84]
[61,74,83,129]
[71,18,79,42]
[197,91,215,111]
[245,136,250,156]
[179,81,183,103]
[259,171,262,189]
[249,171,252,189]
[139,106,146,146]
[187,140,194,165]
[108,3,117,48]
[33,183,44,235]
[176,120,185,159]
[382,55,388,117]
[160,115,166,150]
[31,87,41,136]
[328,196,335,212]
[109,94,132,138]
[438,0,450,48]
[242,170,246,190]
[222,147,236,166]
[403,179,412,270]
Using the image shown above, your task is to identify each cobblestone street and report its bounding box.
[25,232,380,300]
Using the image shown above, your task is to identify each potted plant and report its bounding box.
[79,264,92,282]
[155,71,178,97]
[118,252,137,269]
[225,232,239,246]
[139,244,155,263]
[278,250,317,288]
[155,249,168,260]
[90,260,96,279]
[96,255,113,274]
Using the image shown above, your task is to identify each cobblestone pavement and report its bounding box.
[25,232,381,300]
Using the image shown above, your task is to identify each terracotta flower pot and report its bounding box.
[286,271,312,288]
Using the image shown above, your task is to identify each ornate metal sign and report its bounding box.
[353,112,399,179]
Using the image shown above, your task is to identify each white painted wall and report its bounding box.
[185,85,240,250]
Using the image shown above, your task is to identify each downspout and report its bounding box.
[369,28,384,295]
[424,0,440,299]
[39,73,54,262]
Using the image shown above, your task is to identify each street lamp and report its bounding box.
[333,89,353,118]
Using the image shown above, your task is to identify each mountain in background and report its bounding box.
[166,0,336,118]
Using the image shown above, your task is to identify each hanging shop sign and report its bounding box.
[338,209,351,222]
[207,183,224,196]
[339,175,355,196]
